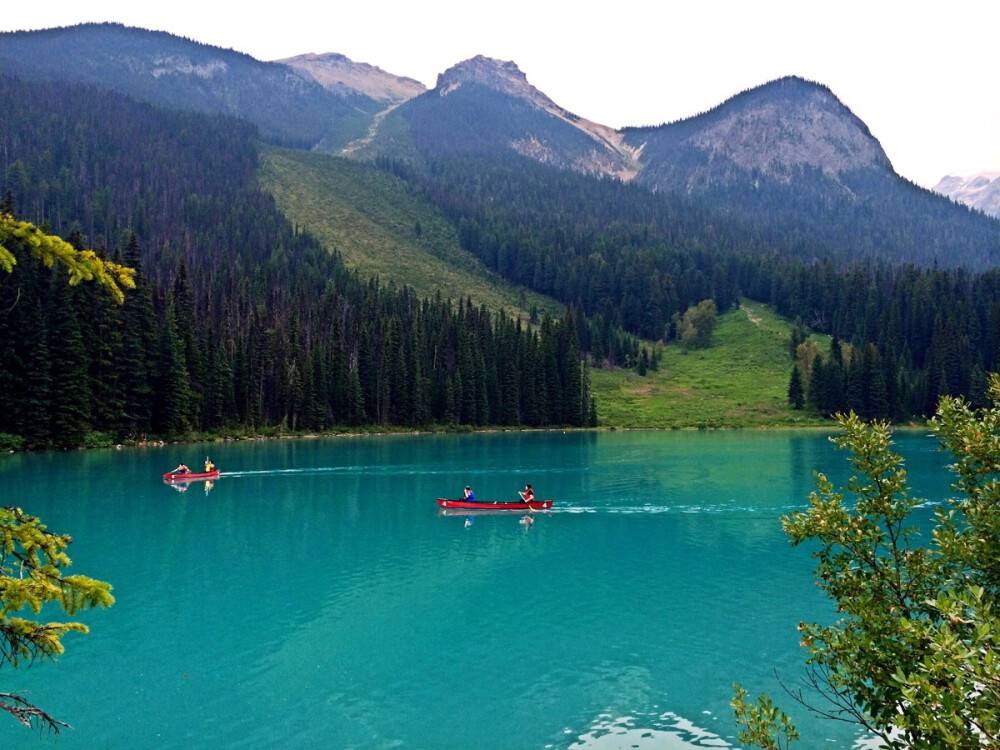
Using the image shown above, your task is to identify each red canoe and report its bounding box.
[437,498,552,511]
[163,470,220,482]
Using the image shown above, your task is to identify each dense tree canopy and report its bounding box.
[4,70,1000,446]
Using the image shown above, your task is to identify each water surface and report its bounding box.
[0,429,952,748]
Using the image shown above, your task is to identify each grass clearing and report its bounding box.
[258,147,562,320]
[590,300,830,428]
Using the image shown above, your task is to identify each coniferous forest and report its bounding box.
[3,68,1000,450]
[0,77,593,449]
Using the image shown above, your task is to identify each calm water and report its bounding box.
[0,429,952,749]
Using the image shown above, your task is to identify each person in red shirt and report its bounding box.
[519,484,534,503]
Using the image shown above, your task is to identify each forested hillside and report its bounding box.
[0,76,594,449]
[374,145,1000,421]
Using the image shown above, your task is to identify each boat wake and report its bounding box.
[555,503,802,515]
[219,466,368,478]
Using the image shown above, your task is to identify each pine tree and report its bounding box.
[75,238,125,434]
[46,271,91,448]
[153,302,193,436]
[116,234,155,438]
[170,257,202,424]
[807,357,827,415]
[788,365,805,410]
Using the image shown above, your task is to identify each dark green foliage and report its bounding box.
[380,150,742,342]
[787,366,805,409]
[116,234,156,437]
[46,270,91,448]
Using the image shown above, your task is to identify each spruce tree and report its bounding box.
[46,272,91,448]
[117,234,156,438]
[153,302,193,436]
[788,365,805,410]
[170,257,202,424]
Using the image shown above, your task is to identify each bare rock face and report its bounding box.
[280,52,426,106]
[680,77,893,188]
[693,83,891,179]
[434,56,641,180]
[932,171,1000,218]
[435,55,545,103]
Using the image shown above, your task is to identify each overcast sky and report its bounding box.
[4,1,998,188]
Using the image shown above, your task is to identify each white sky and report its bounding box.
[3,0,999,188]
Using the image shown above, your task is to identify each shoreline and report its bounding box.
[3,418,934,456]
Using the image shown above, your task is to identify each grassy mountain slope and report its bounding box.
[591,300,829,428]
[258,147,562,318]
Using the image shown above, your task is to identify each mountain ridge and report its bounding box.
[279,51,426,106]
[624,76,894,192]
[933,171,1000,218]
[430,55,641,180]
[1,23,997,272]
[0,22,377,149]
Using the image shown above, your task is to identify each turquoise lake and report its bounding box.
[0,429,954,748]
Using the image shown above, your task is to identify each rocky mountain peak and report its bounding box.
[434,55,538,100]
[433,55,641,180]
[279,52,425,105]
[685,76,893,182]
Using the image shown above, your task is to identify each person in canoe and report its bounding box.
[463,486,476,503]
[204,457,215,473]
[172,463,190,475]
[519,484,534,503]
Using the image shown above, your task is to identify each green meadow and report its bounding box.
[590,301,830,429]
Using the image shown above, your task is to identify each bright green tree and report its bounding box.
[0,508,114,733]
[678,298,718,351]
[0,214,134,303]
[733,376,1000,748]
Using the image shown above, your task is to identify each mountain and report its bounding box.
[363,66,1000,270]
[615,77,1000,268]
[933,171,1000,219]
[0,22,376,149]
[279,52,425,107]
[5,29,1000,433]
[623,76,892,190]
[356,55,641,179]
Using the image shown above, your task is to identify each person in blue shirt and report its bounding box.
[463,486,475,503]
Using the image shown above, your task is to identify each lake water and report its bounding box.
[0,429,953,749]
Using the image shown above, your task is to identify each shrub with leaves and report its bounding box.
[733,375,1000,748]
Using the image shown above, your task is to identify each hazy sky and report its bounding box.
[4,1,998,188]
